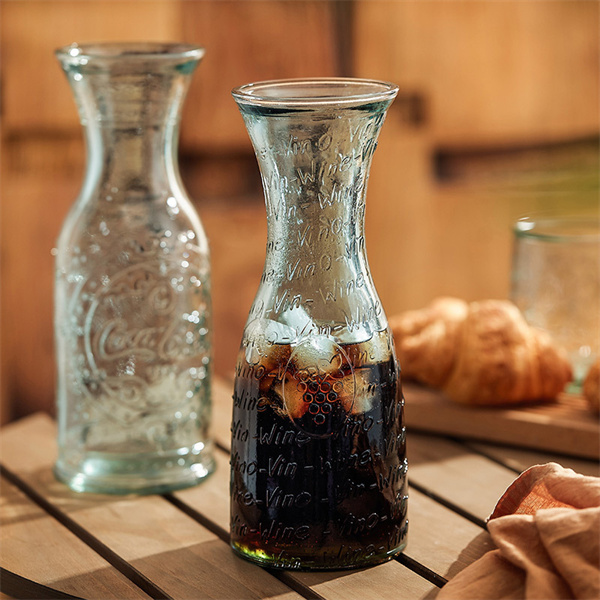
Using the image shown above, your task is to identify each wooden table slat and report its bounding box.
[403,382,600,460]
[406,433,518,523]
[405,489,493,580]
[292,561,435,600]
[0,476,150,600]
[0,414,302,600]
[465,440,600,477]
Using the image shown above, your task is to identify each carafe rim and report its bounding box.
[232,77,399,108]
[55,42,205,64]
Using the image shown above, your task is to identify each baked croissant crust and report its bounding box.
[583,360,600,413]
[389,297,573,405]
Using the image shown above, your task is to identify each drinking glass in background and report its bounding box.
[511,215,600,391]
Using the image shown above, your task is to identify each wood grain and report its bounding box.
[353,1,600,146]
[0,414,302,600]
[0,169,80,422]
[179,0,342,152]
[0,477,150,599]
[201,205,266,379]
[466,441,600,478]
[403,382,600,460]
[408,433,517,524]
[292,563,434,600]
[0,1,181,136]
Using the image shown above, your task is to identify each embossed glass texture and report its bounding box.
[54,43,214,494]
[511,215,600,387]
[230,79,408,569]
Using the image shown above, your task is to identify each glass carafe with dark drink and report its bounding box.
[230,78,407,570]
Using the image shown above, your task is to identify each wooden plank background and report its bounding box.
[1,1,598,425]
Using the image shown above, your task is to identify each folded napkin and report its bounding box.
[437,463,600,599]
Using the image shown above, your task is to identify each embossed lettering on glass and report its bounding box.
[230,79,408,569]
[54,43,214,494]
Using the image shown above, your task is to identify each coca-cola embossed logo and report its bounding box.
[75,252,209,419]
[89,264,195,364]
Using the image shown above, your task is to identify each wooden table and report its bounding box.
[1,379,598,600]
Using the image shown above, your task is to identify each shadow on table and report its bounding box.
[441,530,494,581]
[3,464,143,519]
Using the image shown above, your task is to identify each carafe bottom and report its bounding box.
[54,445,215,494]
[230,539,407,571]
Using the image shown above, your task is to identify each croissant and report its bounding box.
[389,297,573,405]
[583,360,600,413]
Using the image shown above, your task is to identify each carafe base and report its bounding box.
[54,446,215,495]
[230,539,407,571]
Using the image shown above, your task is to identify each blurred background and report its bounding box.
[1,0,598,425]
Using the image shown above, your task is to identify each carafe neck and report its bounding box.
[233,79,398,342]
[238,95,392,285]
[57,43,203,202]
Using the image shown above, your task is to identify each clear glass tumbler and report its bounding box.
[511,214,600,388]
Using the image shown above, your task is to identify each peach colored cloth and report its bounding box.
[437,463,600,599]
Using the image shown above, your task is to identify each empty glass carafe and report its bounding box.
[54,43,214,494]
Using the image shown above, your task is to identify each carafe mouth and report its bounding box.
[56,42,205,66]
[232,77,399,108]
[55,41,204,128]
[514,214,600,243]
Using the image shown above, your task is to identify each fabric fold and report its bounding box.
[437,463,600,599]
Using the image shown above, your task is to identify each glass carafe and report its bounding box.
[230,78,408,569]
[54,43,214,494]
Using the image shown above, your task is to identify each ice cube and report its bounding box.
[350,368,375,414]
[278,375,310,420]
[278,304,313,336]
[289,334,342,375]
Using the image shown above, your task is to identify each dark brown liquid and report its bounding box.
[230,336,408,570]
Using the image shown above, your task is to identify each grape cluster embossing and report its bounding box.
[284,340,355,437]
[297,377,343,425]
